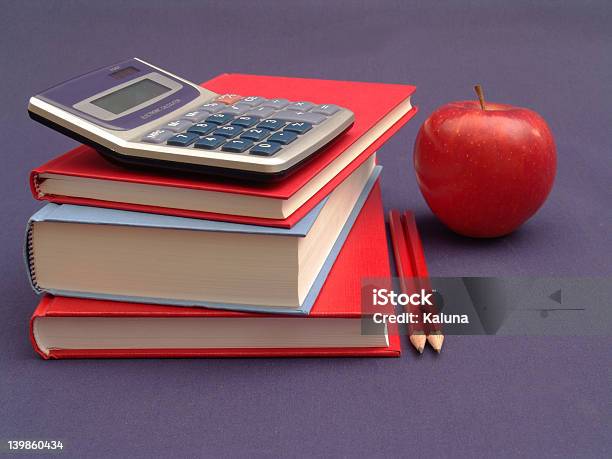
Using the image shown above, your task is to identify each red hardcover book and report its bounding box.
[30,183,402,359]
[30,74,416,228]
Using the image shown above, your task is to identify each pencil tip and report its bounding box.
[427,334,444,353]
[410,334,427,354]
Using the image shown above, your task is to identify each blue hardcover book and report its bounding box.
[25,163,381,315]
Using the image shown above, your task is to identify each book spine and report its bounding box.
[24,221,42,294]
[29,319,49,360]
[30,296,53,360]
[29,170,44,200]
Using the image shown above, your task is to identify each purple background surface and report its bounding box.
[1,1,610,457]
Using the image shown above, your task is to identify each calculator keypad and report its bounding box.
[250,142,282,156]
[216,94,243,105]
[181,110,210,123]
[167,132,199,147]
[312,104,340,116]
[246,106,275,118]
[205,113,234,125]
[163,119,193,132]
[272,110,326,124]
[140,96,347,158]
[141,129,175,144]
[222,139,254,153]
[220,104,250,116]
[232,116,260,128]
[194,136,225,150]
[241,128,269,142]
[284,122,312,134]
[199,102,224,113]
[286,101,316,112]
[239,96,265,107]
[212,125,243,138]
[267,131,297,145]
[187,122,216,136]
[257,119,285,131]
[261,99,289,109]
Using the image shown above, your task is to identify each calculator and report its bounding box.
[28,58,355,180]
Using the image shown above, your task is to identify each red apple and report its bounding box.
[413,86,556,237]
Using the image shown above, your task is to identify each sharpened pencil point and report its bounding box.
[410,334,427,355]
[427,334,444,353]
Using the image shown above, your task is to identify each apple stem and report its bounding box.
[474,84,486,110]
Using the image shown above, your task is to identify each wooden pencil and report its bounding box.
[388,210,427,354]
[400,211,444,353]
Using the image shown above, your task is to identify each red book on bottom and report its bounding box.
[30,182,401,359]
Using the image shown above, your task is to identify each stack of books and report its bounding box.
[25,74,417,358]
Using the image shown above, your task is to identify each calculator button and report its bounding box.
[199,102,224,113]
[163,119,193,132]
[241,128,269,142]
[187,122,216,135]
[250,142,282,156]
[239,96,265,107]
[258,119,285,131]
[141,129,175,144]
[167,132,199,147]
[216,94,243,105]
[272,110,327,125]
[284,122,312,134]
[232,116,260,128]
[312,104,340,116]
[246,106,276,118]
[261,99,290,109]
[233,102,253,111]
[222,139,254,153]
[194,136,225,150]
[286,101,315,112]
[267,131,298,145]
[220,104,250,116]
[205,113,234,125]
[212,125,243,138]
[181,110,209,123]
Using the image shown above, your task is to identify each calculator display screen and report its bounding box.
[91,78,171,115]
